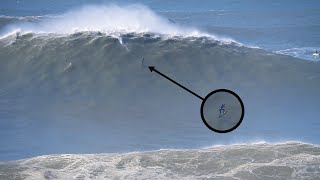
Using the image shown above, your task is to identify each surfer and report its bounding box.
[219,104,225,117]
[141,57,150,69]
[313,50,319,59]
[15,32,20,39]
[168,18,176,24]
[141,57,145,68]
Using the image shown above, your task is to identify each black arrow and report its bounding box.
[148,66,204,100]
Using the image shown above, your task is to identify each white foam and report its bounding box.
[201,140,314,149]
[6,141,319,180]
[0,4,235,43]
[274,47,320,61]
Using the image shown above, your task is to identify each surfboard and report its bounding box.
[313,53,319,58]
[63,62,72,71]
[219,110,228,118]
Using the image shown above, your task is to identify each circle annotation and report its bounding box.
[200,89,244,133]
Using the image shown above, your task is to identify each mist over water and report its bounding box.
[0,5,235,44]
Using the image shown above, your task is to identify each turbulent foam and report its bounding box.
[0,142,319,179]
[275,47,320,61]
[0,5,235,43]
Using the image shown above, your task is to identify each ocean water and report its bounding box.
[0,1,320,179]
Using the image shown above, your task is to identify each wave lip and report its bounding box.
[0,4,236,44]
[1,142,319,179]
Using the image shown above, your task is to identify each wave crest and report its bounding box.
[0,4,235,43]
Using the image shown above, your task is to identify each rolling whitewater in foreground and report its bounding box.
[0,2,320,179]
[0,142,319,179]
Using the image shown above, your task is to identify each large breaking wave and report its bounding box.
[1,5,320,179]
[0,5,234,43]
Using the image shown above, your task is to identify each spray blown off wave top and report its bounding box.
[0,4,234,43]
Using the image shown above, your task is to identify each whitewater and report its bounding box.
[0,5,235,43]
[0,3,320,179]
[1,142,319,179]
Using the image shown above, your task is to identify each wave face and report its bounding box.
[1,31,320,160]
[0,142,319,179]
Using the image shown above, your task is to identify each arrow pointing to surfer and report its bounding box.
[148,66,204,100]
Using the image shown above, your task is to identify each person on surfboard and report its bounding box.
[168,18,175,24]
[313,51,319,59]
[219,104,226,117]
[141,57,147,69]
